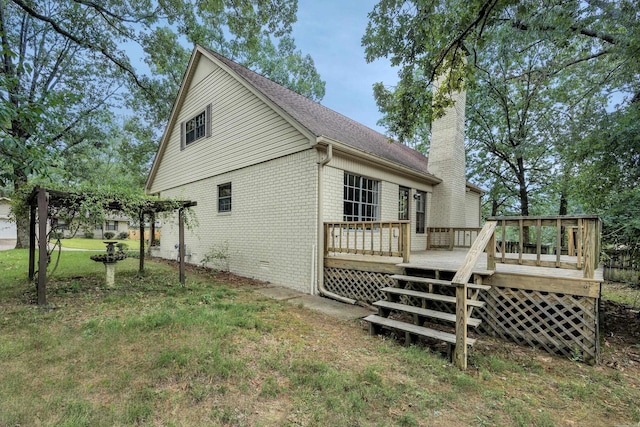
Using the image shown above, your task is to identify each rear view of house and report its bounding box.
[145,45,481,294]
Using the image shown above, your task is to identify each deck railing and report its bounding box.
[451,220,497,369]
[324,221,411,262]
[489,215,602,278]
[426,227,482,250]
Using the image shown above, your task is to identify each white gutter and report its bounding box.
[316,143,357,304]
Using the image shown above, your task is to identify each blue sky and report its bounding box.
[291,1,398,134]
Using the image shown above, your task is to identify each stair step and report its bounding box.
[380,287,486,308]
[390,274,491,290]
[373,300,482,327]
[364,315,477,346]
[397,264,495,277]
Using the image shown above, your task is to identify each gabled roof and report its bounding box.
[202,47,436,180]
[146,46,443,192]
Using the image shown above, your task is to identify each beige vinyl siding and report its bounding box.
[150,57,310,193]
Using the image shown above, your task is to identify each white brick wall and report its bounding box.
[429,87,468,228]
[158,149,318,293]
[465,191,481,227]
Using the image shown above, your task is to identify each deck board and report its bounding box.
[326,248,603,281]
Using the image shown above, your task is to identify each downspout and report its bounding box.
[317,143,357,304]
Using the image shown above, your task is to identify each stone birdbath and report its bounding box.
[90,241,128,287]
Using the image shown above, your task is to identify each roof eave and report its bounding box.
[315,136,442,185]
[145,46,202,194]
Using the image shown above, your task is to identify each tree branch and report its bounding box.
[510,18,620,46]
[10,0,151,94]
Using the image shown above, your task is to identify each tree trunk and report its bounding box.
[13,174,29,249]
[516,157,530,243]
[491,199,499,216]
[558,192,568,249]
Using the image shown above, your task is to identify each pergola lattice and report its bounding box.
[26,186,196,305]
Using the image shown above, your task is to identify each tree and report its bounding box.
[1,0,325,248]
[363,0,639,222]
[570,101,640,244]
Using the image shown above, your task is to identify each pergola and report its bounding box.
[26,186,196,305]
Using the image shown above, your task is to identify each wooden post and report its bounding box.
[584,220,596,279]
[139,211,145,274]
[454,283,468,370]
[518,219,524,264]
[179,208,185,285]
[28,202,36,280]
[324,223,329,256]
[556,218,562,267]
[402,222,411,263]
[501,219,506,263]
[150,212,156,246]
[536,219,542,266]
[449,228,455,250]
[37,188,48,306]
[487,229,496,270]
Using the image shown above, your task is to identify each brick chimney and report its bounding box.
[428,77,467,228]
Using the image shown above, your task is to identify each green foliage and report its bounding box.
[364,0,640,225]
[200,241,230,272]
[103,232,115,240]
[10,182,197,250]
[1,0,323,247]
[570,103,640,244]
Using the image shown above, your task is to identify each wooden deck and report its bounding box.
[326,248,603,281]
[324,217,603,365]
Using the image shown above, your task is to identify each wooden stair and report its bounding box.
[364,270,492,359]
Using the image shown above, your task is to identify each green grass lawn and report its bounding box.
[57,238,143,251]
[1,249,639,426]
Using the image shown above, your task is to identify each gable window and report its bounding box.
[218,183,232,213]
[399,186,409,220]
[185,111,206,144]
[415,191,426,234]
[180,104,212,150]
[343,173,379,221]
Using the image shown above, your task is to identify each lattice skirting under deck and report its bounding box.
[323,267,394,303]
[323,267,600,363]
[477,287,599,363]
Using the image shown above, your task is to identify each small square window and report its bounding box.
[181,104,211,149]
[185,111,206,145]
[218,183,231,212]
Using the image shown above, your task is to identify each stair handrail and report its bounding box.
[451,220,497,286]
[450,220,497,370]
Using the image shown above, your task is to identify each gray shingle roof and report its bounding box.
[205,48,435,178]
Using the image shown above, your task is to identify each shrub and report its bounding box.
[116,243,129,252]
[84,232,95,239]
[117,232,129,240]
[104,232,115,239]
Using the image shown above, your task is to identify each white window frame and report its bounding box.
[180,104,212,150]
[416,191,426,234]
[399,186,410,220]
[218,183,232,213]
[343,173,380,221]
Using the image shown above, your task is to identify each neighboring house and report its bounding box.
[145,46,482,294]
[52,215,130,239]
[0,197,17,240]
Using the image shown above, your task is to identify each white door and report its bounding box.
[0,219,17,239]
